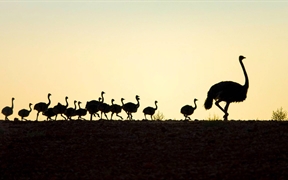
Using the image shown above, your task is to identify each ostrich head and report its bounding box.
[136,95,140,100]
[194,98,198,101]
[239,55,246,61]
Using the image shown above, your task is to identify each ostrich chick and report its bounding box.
[181,98,197,120]
[143,100,158,120]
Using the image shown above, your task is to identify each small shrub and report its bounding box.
[271,107,287,121]
[207,113,220,121]
[152,111,165,120]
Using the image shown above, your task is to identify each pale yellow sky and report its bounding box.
[1,1,288,120]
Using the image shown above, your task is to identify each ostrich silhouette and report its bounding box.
[85,97,101,121]
[53,96,69,120]
[64,100,77,120]
[181,98,197,120]
[76,101,87,120]
[1,97,15,120]
[143,100,158,120]
[18,103,32,120]
[110,99,123,120]
[98,91,111,120]
[121,95,140,120]
[42,108,56,121]
[34,93,51,121]
[204,55,249,121]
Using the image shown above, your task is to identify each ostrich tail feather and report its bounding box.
[204,96,213,110]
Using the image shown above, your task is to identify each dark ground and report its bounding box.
[0,120,288,180]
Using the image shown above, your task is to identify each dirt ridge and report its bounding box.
[1,120,288,180]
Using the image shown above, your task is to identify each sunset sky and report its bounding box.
[1,1,288,121]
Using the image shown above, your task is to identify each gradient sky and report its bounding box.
[1,1,288,121]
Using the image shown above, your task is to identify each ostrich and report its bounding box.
[143,100,158,120]
[98,91,111,120]
[110,99,123,120]
[1,97,15,120]
[42,108,56,121]
[18,103,33,120]
[76,101,87,120]
[181,99,198,120]
[121,95,140,120]
[204,55,249,121]
[85,97,101,121]
[53,96,69,120]
[64,100,77,120]
[34,93,51,121]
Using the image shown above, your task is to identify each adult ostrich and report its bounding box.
[64,100,77,120]
[34,93,51,121]
[98,91,111,120]
[53,96,69,120]
[76,101,87,120]
[110,99,123,120]
[204,55,249,121]
[1,97,15,120]
[121,95,140,120]
[143,100,158,120]
[181,99,197,120]
[18,103,33,120]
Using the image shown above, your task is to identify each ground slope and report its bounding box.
[0,120,288,180]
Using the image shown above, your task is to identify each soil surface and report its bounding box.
[0,120,288,180]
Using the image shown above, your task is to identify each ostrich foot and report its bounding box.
[223,113,229,121]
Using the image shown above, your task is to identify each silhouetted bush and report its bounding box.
[271,107,287,121]
[207,113,220,121]
[152,111,165,120]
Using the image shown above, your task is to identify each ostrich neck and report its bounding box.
[29,104,32,112]
[74,101,77,110]
[154,102,158,110]
[194,100,197,110]
[101,93,104,103]
[47,95,51,106]
[121,99,125,106]
[78,103,82,109]
[11,99,14,109]
[136,99,140,108]
[240,60,249,89]
[65,98,69,108]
